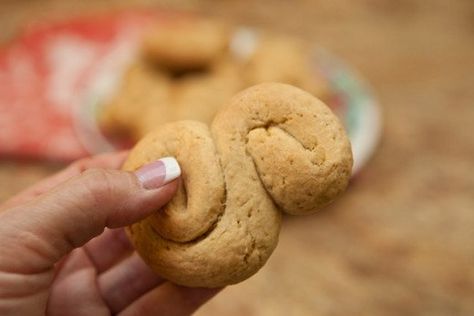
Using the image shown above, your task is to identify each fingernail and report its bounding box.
[135,157,181,189]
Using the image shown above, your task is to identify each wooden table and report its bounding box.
[1,1,473,315]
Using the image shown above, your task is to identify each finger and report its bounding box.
[53,248,94,282]
[84,228,133,273]
[1,151,129,210]
[48,264,109,316]
[0,157,181,274]
[48,248,109,316]
[99,253,165,313]
[119,283,222,316]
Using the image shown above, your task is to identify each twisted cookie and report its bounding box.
[123,83,353,287]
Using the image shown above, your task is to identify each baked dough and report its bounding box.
[100,18,335,141]
[244,37,331,101]
[142,17,229,71]
[123,83,353,287]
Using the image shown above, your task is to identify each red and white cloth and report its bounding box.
[0,11,167,161]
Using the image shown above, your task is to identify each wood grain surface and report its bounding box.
[1,1,473,315]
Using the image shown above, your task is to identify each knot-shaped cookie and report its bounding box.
[123,83,353,287]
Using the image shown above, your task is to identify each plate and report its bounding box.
[313,48,382,174]
[0,10,381,173]
[77,27,382,175]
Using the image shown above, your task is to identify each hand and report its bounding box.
[0,152,220,316]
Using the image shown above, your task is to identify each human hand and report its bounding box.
[0,152,220,316]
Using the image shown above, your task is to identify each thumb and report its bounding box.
[0,157,180,273]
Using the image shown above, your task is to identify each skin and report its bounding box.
[0,152,221,316]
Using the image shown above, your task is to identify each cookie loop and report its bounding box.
[123,83,352,287]
[212,82,353,215]
[123,121,225,243]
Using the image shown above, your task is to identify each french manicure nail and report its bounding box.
[135,157,181,190]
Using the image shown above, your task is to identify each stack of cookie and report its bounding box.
[100,16,331,140]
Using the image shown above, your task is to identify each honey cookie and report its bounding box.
[126,58,244,137]
[244,37,331,100]
[123,83,352,287]
[100,61,172,139]
[142,18,229,71]
[171,59,243,125]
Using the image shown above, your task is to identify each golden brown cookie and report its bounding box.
[142,18,229,71]
[100,19,337,141]
[99,61,172,139]
[171,58,243,125]
[244,36,331,100]
[123,83,353,287]
[129,60,243,137]
[101,17,238,139]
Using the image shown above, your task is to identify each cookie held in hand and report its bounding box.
[123,83,353,287]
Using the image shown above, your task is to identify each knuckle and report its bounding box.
[69,157,94,173]
[80,168,116,205]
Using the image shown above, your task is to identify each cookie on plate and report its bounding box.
[142,17,229,71]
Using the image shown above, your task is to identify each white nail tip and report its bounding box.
[161,157,181,184]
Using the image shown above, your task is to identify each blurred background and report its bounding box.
[0,0,473,315]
